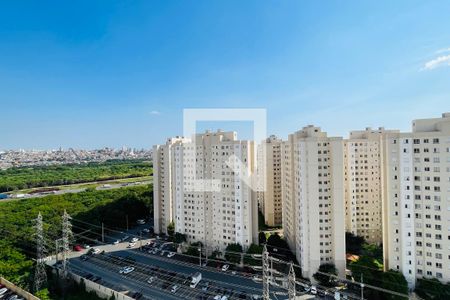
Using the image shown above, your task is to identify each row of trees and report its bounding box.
[0,159,152,192]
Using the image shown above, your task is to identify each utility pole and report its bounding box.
[361,273,364,300]
[262,244,270,300]
[61,210,73,278]
[102,222,104,243]
[288,262,296,300]
[126,215,129,231]
[199,246,202,267]
[33,212,47,292]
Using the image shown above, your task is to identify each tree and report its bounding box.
[345,232,365,255]
[35,288,50,300]
[267,233,288,249]
[208,250,222,260]
[379,270,408,300]
[174,232,187,244]
[167,222,175,239]
[415,278,450,300]
[362,243,383,262]
[225,243,243,264]
[244,244,263,266]
[258,232,267,244]
[313,263,338,287]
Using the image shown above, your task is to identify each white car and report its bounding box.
[131,237,139,243]
[128,242,136,248]
[137,219,146,225]
[171,285,179,293]
[310,286,317,295]
[167,252,176,258]
[147,276,155,284]
[113,240,120,245]
[90,248,101,254]
[0,288,8,296]
[221,264,230,272]
[119,266,135,274]
[252,275,262,283]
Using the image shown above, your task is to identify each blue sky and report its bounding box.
[1,1,449,149]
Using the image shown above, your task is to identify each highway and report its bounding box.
[3,180,151,201]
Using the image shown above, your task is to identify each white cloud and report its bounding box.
[150,110,161,115]
[435,47,450,54]
[423,54,450,70]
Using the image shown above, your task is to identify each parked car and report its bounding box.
[88,248,101,255]
[73,244,84,251]
[131,237,139,243]
[119,266,135,274]
[167,252,176,258]
[113,240,120,245]
[136,219,146,225]
[310,286,317,295]
[222,264,230,272]
[171,285,179,293]
[128,242,136,248]
[147,276,155,284]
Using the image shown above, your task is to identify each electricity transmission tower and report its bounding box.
[262,244,270,300]
[33,212,47,292]
[288,262,296,300]
[61,210,73,278]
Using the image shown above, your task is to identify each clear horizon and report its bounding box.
[1,1,450,149]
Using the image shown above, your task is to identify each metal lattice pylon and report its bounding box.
[288,262,296,300]
[61,210,73,278]
[262,244,270,300]
[33,212,47,292]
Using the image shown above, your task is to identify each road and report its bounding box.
[3,180,151,201]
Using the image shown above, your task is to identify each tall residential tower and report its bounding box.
[282,125,346,280]
[153,130,258,252]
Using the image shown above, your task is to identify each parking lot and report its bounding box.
[70,251,264,300]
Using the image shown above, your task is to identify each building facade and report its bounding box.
[344,127,399,244]
[383,113,450,288]
[282,125,346,280]
[257,135,283,227]
[153,130,258,252]
[153,136,189,235]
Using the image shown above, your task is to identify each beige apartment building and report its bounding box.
[153,136,190,235]
[153,130,258,252]
[383,113,450,288]
[257,135,283,227]
[282,125,346,280]
[344,127,399,244]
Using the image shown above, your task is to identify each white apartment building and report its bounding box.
[344,127,399,244]
[257,135,283,227]
[282,125,346,280]
[153,130,258,252]
[153,136,190,234]
[383,113,450,288]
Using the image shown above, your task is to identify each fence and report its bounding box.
[70,272,134,300]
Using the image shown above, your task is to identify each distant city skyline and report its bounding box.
[1,1,450,149]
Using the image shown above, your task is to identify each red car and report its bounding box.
[73,245,84,251]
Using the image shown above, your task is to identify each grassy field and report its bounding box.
[0,160,152,193]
